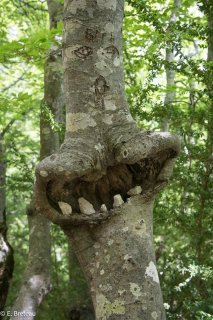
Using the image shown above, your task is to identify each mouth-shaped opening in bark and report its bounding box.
[46,148,177,214]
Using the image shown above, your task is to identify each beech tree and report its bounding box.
[162,0,180,132]
[0,133,14,313]
[32,0,180,318]
[1,0,212,318]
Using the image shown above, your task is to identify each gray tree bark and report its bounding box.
[47,1,95,318]
[162,0,181,131]
[0,134,14,317]
[68,240,95,319]
[34,1,180,319]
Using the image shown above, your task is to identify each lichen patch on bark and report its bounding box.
[151,311,158,319]
[107,239,114,246]
[118,289,126,296]
[145,261,160,284]
[104,98,117,111]
[134,219,147,236]
[28,275,45,289]
[66,112,97,132]
[67,0,87,15]
[125,113,134,123]
[100,284,112,293]
[104,22,115,33]
[39,170,48,177]
[0,237,9,263]
[96,294,125,319]
[95,143,105,152]
[113,56,121,66]
[122,226,129,232]
[97,0,117,11]
[64,45,81,60]
[105,254,110,263]
[95,61,112,76]
[94,242,101,249]
[129,283,142,300]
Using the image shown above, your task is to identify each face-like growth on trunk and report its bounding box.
[35,129,179,227]
[34,0,180,228]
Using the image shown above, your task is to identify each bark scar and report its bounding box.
[74,46,93,59]
[85,28,98,41]
[94,75,109,108]
[105,45,119,58]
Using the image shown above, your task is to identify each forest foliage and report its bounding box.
[0,0,212,319]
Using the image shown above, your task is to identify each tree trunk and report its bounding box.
[0,134,14,317]
[10,1,64,318]
[9,215,51,320]
[162,0,180,131]
[194,1,213,266]
[68,240,95,319]
[207,1,213,157]
[35,1,180,319]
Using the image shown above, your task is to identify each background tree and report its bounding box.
[0,132,14,315]
[162,0,180,131]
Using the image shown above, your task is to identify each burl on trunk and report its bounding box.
[34,1,180,319]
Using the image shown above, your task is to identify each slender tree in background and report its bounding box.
[10,1,64,317]
[206,2,213,171]
[0,132,14,316]
[162,0,181,131]
[196,0,213,273]
[34,1,180,319]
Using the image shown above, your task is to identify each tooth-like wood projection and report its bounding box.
[100,204,107,212]
[113,194,124,208]
[58,201,72,215]
[78,197,95,215]
[127,186,142,196]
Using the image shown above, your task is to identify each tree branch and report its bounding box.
[1,119,16,138]
[19,0,48,12]
[1,74,26,93]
